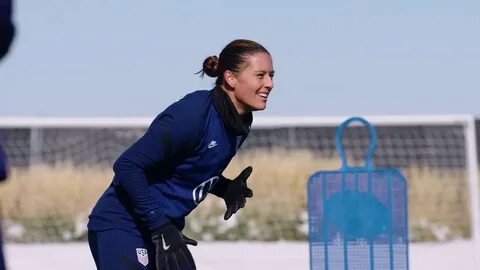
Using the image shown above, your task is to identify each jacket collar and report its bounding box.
[211,86,252,136]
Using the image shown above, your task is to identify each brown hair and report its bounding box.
[197,39,270,86]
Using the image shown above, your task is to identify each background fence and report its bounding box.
[0,115,478,247]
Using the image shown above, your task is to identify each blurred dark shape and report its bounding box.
[0,0,15,61]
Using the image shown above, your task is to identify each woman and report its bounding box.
[87,39,275,270]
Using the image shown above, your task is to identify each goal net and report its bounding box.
[0,115,478,250]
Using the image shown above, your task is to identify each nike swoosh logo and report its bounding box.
[161,234,170,250]
[208,141,217,149]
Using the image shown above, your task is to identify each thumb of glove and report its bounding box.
[182,234,198,246]
[234,166,253,183]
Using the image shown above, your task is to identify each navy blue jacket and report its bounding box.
[88,88,252,234]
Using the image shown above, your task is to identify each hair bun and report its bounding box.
[202,55,219,77]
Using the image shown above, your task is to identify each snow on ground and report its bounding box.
[3,240,477,270]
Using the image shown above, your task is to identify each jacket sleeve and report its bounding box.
[112,93,207,231]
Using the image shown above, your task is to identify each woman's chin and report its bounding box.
[251,103,267,111]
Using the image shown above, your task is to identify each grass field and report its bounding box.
[0,150,471,242]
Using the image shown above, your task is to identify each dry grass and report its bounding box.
[405,167,469,241]
[0,150,471,242]
[0,164,112,217]
[0,165,112,241]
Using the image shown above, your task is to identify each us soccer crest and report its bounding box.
[136,248,149,266]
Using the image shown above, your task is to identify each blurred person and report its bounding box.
[0,0,15,61]
[0,142,9,270]
[0,143,8,182]
[87,39,275,270]
[0,0,14,268]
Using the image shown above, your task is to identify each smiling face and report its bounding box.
[222,52,274,115]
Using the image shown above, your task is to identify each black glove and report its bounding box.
[223,166,254,220]
[151,223,197,270]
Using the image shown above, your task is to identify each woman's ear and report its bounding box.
[223,70,237,88]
